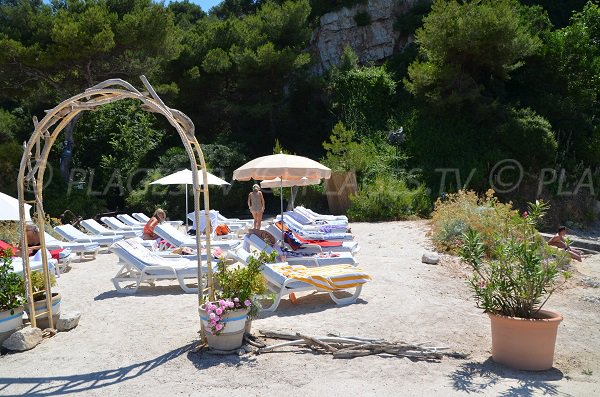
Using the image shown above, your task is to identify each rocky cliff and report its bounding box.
[311,0,422,74]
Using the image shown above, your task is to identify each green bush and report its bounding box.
[431,190,516,253]
[347,175,431,221]
[0,248,25,314]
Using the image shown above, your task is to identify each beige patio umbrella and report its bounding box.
[233,154,331,244]
[260,177,322,209]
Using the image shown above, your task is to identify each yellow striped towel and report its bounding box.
[271,264,371,291]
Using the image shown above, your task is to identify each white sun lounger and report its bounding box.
[289,208,348,227]
[265,225,360,254]
[101,217,144,232]
[245,234,357,267]
[81,219,141,238]
[110,238,217,294]
[117,214,146,227]
[226,248,365,312]
[132,212,183,227]
[294,206,348,223]
[187,211,239,239]
[11,249,58,277]
[44,232,99,260]
[276,214,354,241]
[55,224,124,247]
[154,223,241,250]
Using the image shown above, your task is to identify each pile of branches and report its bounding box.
[254,330,467,361]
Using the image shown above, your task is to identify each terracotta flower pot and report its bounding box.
[488,309,562,371]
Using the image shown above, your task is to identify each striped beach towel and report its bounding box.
[271,263,371,291]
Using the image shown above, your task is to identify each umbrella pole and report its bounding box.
[185,184,189,232]
[280,177,284,249]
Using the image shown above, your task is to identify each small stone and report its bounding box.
[2,326,42,351]
[56,311,81,332]
[422,252,440,265]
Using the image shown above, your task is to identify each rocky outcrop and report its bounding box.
[311,0,422,74]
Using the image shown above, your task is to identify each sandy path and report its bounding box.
[0,221,598,396]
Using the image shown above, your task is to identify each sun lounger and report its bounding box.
[290,208,348,227]
[55,224,124,247]
[285,211,349,231]
[216,213,252,230]
[265,224,359,254]
[101,217,144,232]
[245,233,357,267]
[187,211,239,239]
[295,206,348,223]
[11,250,58,277]
[43,232,100,260]
[117,214,146,227]
[81,219,141,238]
[253,261,368,312]
[110,238,217,294]
[132,212,183,227]
[154,223,241,250]
[276,214,354,241]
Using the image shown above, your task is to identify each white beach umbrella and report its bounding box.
[0,192,32,221]
[233,154,331,244]
[150,169,230,230]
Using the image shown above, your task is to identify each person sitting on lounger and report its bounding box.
[548,226,582,262]
[143,209,166,240]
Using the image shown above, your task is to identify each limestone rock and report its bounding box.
[311,0,425,74]
[422,252,439,265]
[2,326,42,351]
[56,311,81,332]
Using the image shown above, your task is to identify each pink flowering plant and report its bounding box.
[204,251,276,334]
[459,200,570,319]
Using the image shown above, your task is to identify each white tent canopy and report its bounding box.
[0,192,32,221]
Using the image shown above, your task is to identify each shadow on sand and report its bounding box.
[257,291,368,319]
[94,285,191,300]
[449,358,565,396]
[0,343,195,396]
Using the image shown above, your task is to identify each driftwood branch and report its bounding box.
[257,329,467,361]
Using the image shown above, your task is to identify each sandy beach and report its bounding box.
[1,220,599,396]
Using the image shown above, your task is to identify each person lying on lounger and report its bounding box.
[548,226,582,262]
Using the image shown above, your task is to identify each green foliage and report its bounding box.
[459,200,570,318]
[0,108,16,143]
[29,270,56,300]
[353,11,371,26]
[322,121,377,173]
[347,175,431,221]
[213,250,276,319]
[0,141,23,197]
[394,0,432,36]
[330,62,396,136]
[406,0,541,111]
[431,190,516,253]
[0,248,25,314]
[72,99,165,207]
[0,0,182,104]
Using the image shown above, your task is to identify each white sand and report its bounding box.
[1,220,599,396]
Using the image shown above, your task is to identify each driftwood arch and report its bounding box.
[17,76,214,329]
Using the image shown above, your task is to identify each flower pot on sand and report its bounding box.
[199,304,249,351]
[25,292,61,329]
[489,309,562,371]
[0,307,24,345]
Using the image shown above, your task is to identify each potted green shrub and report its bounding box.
[24,270,61,329]
[459,200,570,370]
[0,248,25,344]
[199,251,274,350]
